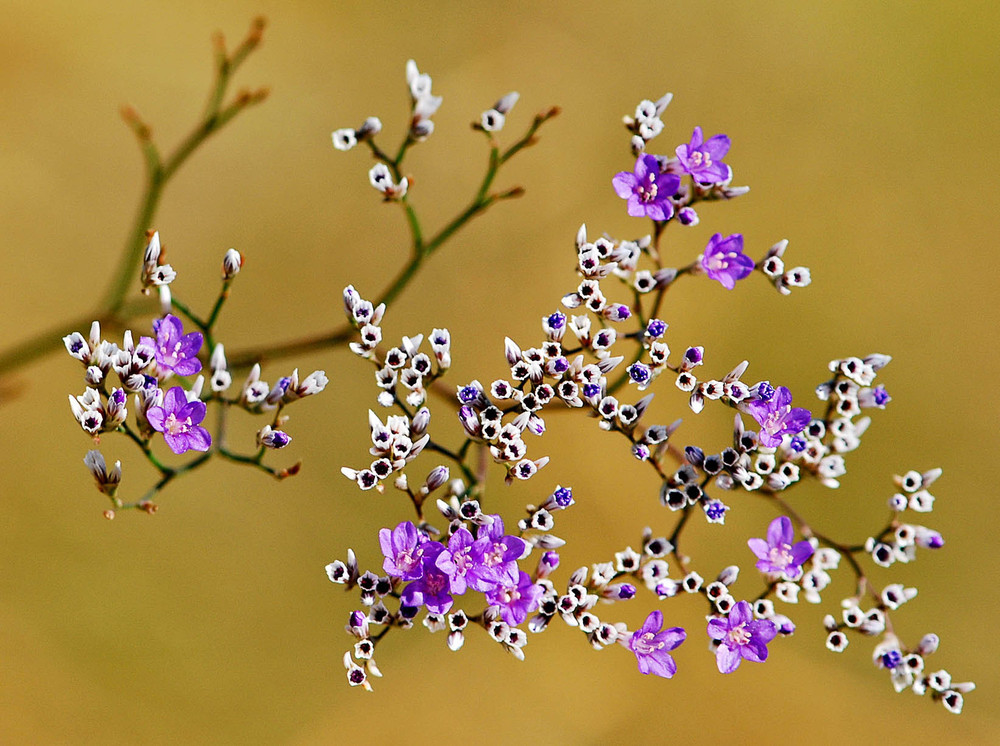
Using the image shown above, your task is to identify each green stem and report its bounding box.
[0,19,267,386]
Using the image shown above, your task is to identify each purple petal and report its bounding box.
[158,315,184,348]
[184,425,211,452]
[706,618,728,641]
[612,172,638,198]
[715,271,737,290]
[626,196,647,217]
[640,610,663,636]
[772,386,792,409]
[689,126,704,149]
[782,407,812,434]
[701,134,731,159]
[163,386,188,413]
[767,516,792,547]
[747,537,770,561]
[716,644,741,673]
[790,540,815,566]
[171,356,203,377]
[178,399,207,426]
[146,405,166,431]
[749,619,779,644]
[163,432,190,455]
[645,202,669,222]
[656,626,687,651]
[741,638,769,663]
[758,430,782,448]
[700,162,732,184]
[636,654,653,675]
[657,172,681,195]
[729,601,752,626]
[634,154,658,180]
[378,528,393,559]
[644,652,677,678]
[744,399,769,421]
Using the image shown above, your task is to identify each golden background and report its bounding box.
[2,0,997,742]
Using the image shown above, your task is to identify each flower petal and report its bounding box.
[612,172,638,198]
[716,643,741,673]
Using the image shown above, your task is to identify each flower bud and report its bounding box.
[222,248,243,279]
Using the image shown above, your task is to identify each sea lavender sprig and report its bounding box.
[67,234,327,517]
[325,87,972,713]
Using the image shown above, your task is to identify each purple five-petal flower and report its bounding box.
[627,610,686,678]
[612,155,680,222]
[435,527,477,595]
[141,314,203,376]
[745,386,811,448]
[747,516,814,581]
[486,570,543,626]
[701,233,755,290]
[675,126,731,184]
[467,516,527,592]
[707,600,777,674]
[399,541,453,614]
[379,521,426,581]
[145,386,211,455]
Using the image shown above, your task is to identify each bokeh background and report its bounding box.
[2,0,998,743]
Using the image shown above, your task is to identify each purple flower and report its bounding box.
[747,516,814,581]
[745,386,811,448]
[467,516,527,592]
[701,233,755,290]
[141,314,203,376]
[434,527,477,595]
[627,610,686,678]
[379,521,426,581]
[400,542,453,614]
[675,126,731,184]
[612,155,680,221]
[707,601,777,674]
[145,386,211,455]
[486,570,543,625]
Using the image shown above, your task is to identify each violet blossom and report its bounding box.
[706,600,777,674]
[141,314,203,377]
[675,126,731,183]
[379,521,426,581]
[701,233,755,290]
[400,541,453,614]
[612,154,680,221]
[745,386,811,448]
[486,570,543,626]
[434,527,477,594]
[626,610,686,678]
[145,386,211,455]
[467,515,527,591]
[748,516,814,581]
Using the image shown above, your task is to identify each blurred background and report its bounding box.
[2,0,998,742]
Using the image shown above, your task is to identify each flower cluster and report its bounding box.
[322,76,972,714]
[65,234,327,515]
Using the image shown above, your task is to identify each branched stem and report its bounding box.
[0,18,268,383]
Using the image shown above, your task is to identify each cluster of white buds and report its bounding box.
[757,239,811,295]
[139,231,176,291]
[344,285,446,408]
[405,59,442,140]
[331,116,383,152]
[341,409,430,492]
[624,92,672,154]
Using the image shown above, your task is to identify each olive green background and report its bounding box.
[2,1,997,743]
